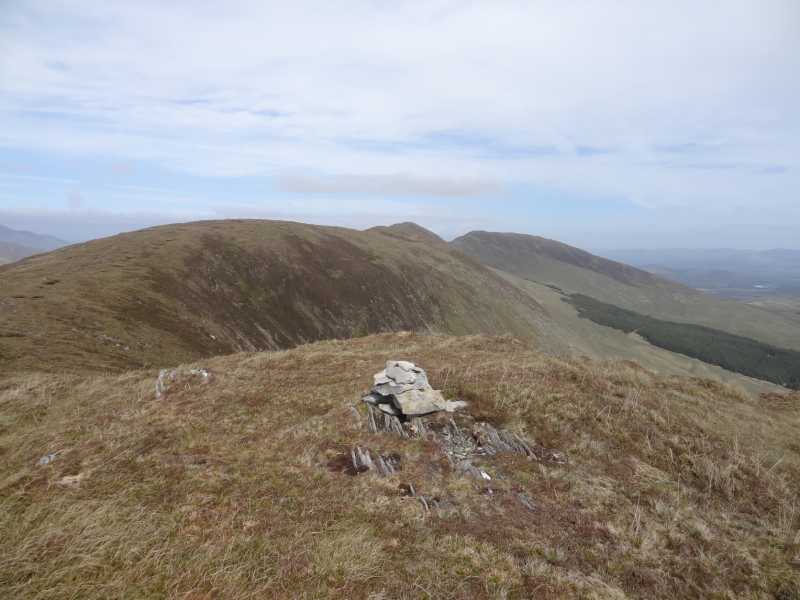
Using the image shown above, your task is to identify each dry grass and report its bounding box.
[0,220,545,375]
[1,332,799,599]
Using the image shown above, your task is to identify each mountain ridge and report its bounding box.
[452,230,685,289]
[0,219,546,374]
[451,229,800,353]
[0,241,38,265]
[0,224,67,252]
[2,219,798,391]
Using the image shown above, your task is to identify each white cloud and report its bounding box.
[0,0,798,219]
[274,173,501,197]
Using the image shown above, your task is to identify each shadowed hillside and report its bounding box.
[0,220,545,374]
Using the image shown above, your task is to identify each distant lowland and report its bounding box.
[599,247,800,301]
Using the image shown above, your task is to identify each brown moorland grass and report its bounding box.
[0,220,545,375]
[1,333,799,599]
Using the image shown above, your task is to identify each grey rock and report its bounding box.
[439,419,477,462]
[373,371,391,386]
[350,445,401,477]
[366,404,408,437]
[474,422,534,457]
[391,388,447,416]
[351,446,374,473]
[361,392,385,405]
[385,360,421,385]
[375,453,401,477]
[156,367,211,399]
[37,452,60,466]
[517,492,537,512]
[363,360,448,417]
[373,373,429,396]
[387,359,417,371]
[377,402,402,416]
[155,368,173,399]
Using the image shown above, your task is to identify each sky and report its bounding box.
[0,0,799,249]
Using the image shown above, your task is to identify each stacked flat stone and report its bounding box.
[362,360,448,416]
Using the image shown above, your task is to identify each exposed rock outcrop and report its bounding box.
[350,360,565,516]
[155,367,211,399]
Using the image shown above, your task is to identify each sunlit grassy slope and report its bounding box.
[1,333,798,599]
[452,231,800,352]
[567,293,800,390]
[497,271,785,396]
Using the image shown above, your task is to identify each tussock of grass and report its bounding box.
[1,333,799,598]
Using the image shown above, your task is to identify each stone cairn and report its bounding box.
[362,360,464,418]
[351,360,563,513]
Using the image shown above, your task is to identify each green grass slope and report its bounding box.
[452,231,800,352]
[567,293,800,390]
[496,270,785,395]
[452,231,681,289]
[0,220,546,374]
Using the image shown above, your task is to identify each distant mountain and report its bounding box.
[0,220,545,373]
[1,219,797,390]
[452,231,682,289]
[367,222,446,245]
[0,224,67,252]
[0,241,38,264]
[451,231,800,354]
[599,248,800,298]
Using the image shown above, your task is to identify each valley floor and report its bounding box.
[1,333,799,599]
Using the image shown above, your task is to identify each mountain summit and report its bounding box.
[368,222,446,245]
[0,219,544,374]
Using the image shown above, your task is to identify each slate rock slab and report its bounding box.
[363,360,451,417]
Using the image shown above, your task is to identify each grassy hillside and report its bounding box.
[568,293,800,390]
[749,296,800,327]
[1,333,798,598]
[452,231,681,289]
[367,221,446,245]
[0,220,545,374]
[452,231,800,352]
[495,270,785,395]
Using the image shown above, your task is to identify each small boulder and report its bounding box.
[37,452,61,466]
[391,388,447,416]
[156,367,211,399]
